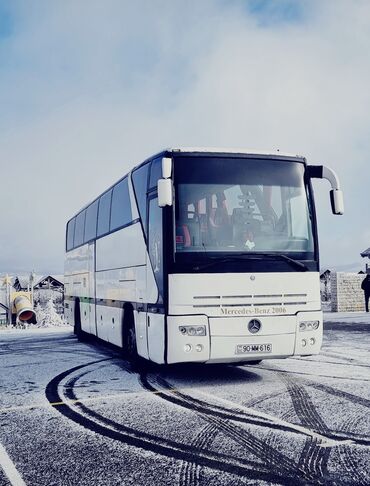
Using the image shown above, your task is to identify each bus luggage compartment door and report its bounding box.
[209,315,296,361]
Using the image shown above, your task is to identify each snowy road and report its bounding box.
[0,320,369,486]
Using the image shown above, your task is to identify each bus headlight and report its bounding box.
[299,320,320,331]
[179,325,206,336]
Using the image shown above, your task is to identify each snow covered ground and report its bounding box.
[324,311,370,324]
[0,319,369,485]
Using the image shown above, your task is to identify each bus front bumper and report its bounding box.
[166,311,323,364]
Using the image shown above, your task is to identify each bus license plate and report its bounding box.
[236,344,272,354]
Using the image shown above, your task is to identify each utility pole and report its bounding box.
[30,271,35,306]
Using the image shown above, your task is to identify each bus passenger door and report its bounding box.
[135,275,149,359]
[147,196,166,364]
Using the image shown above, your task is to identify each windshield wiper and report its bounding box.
[193,252,309,272]
[251,253,309,271]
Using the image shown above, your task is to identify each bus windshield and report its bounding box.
[174,156,315,259]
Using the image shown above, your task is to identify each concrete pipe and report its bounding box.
[13,295,36,323]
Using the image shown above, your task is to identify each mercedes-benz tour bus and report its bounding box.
[64,148,343,364]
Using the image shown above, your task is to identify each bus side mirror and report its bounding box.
[162,157,172,179]
[330,189,344,215]
[158,178,173,207]
[307,165,344,215]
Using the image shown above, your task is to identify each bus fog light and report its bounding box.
[310,338,316,345]
[184,344,192,353]
[179,327,187,335]
[299,322,306,331]
[196,344,203,352]
[301,339,307,347]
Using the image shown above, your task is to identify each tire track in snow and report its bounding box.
[307,382,370,410]
[143,374,314,485]
[337,411,370,486]
[178,423,219,486]
[267,365,370,485]
[45,360,286,484]
[264,369,331,484]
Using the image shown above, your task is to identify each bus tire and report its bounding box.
[123,307,138,363]
[74,299,87,342]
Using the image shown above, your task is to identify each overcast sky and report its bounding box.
[0,0,369,275]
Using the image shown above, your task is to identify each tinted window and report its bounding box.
[110,178,132,231]
[66,218,76,251]
[149,158,162,189]
[149,197,163,301]
[84,200,99,242]
[97,190,112,237]
[74,211,86,247]
[132,163,149,233]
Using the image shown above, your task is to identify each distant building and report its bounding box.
[33,276,64,313]
[360,247,370,273]
[360,248,370,273]
[12,275,64,314]
[320,269,331,302]
[13,275,63,292]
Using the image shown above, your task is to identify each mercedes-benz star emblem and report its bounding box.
[248,319,261,334]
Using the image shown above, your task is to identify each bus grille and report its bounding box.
[192,293,307,308]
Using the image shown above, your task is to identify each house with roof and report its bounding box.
[361,247,370,273]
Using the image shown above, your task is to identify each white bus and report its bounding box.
[64,148,343,364]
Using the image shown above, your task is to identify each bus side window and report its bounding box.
[110,178,132,231]
[74,210,86,248]
[84,200,99,243]
[97,189,112,237]
[149,158,162,190]
[148,197,163,302]
[66,218,76,251]
[132,163,149,235]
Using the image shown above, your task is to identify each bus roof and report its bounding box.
[155,147,305,161]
